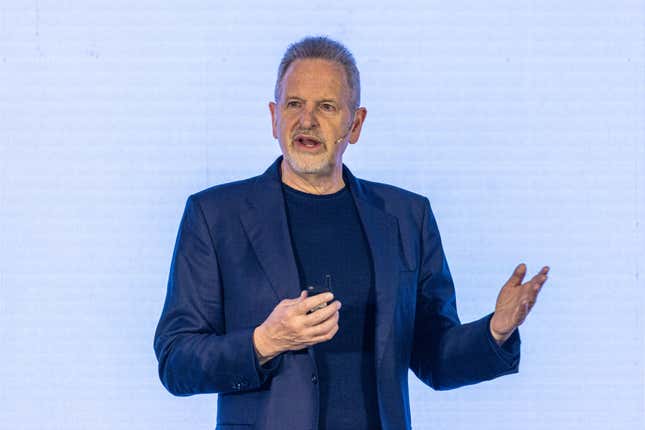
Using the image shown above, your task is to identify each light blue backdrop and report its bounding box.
[1,1,643,429]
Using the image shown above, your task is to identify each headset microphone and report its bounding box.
[334,112,357,145]
[334,125,352,145]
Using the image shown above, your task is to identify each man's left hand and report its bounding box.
[490,263,550,345]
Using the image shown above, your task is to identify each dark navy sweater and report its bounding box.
[282,180,382,430]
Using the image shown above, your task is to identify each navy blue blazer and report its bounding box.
[154,156,520,430]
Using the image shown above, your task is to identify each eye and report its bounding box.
[320,103,336,112]
[286,100,301,108]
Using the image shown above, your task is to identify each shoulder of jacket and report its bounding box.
[189,175,260,205]
[357,177,428,205]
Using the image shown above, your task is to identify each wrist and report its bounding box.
[489,316,512,346]
[253,325,278,365]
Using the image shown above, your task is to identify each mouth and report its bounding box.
[293,134,323,151]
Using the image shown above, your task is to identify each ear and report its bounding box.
[269,101,278,139]
[348,107,367,145]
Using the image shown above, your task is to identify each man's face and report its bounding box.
[269,58,365,178]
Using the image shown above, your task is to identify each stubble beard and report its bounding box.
[283,142,334,176]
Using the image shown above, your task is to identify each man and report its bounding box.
[154,36,549,430]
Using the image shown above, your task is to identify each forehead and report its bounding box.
[280,58,350,102]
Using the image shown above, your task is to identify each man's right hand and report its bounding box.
[253,290,341,365]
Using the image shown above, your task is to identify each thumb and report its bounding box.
[281,290,307,305]
[506,263,527,287]
[294,290,308,302]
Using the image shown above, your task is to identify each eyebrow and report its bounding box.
[284,96,339,104]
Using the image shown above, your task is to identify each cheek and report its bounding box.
[277,116,296,134]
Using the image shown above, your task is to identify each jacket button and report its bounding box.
[311,374,318,384]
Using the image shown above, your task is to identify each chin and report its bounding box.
[284,152,333,175]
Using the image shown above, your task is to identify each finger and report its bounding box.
[530,267,550,289]
[307,323,340,345]
[505,263,527,287]
[297,292,334,315]
[526,272,548,291]
[305,310,339,338]
[527,272,546,285]
[521,277,544,302]
[534,274,548,292]
[303,300,342,326]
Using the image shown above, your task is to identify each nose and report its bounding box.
[298,105,318,129]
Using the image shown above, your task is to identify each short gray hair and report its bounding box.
[274,36,361,109]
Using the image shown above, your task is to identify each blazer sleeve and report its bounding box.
[409,197,521,390]
[153,195,281,396]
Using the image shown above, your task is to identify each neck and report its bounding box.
[280,161,345,195]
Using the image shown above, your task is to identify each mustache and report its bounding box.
[291,130,326,144]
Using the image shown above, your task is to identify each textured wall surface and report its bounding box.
[1,1,643,429]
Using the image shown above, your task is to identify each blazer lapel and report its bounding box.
[344,166,401,370]
[239,158,302,301]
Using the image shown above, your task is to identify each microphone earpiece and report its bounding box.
[334,114,356,145]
